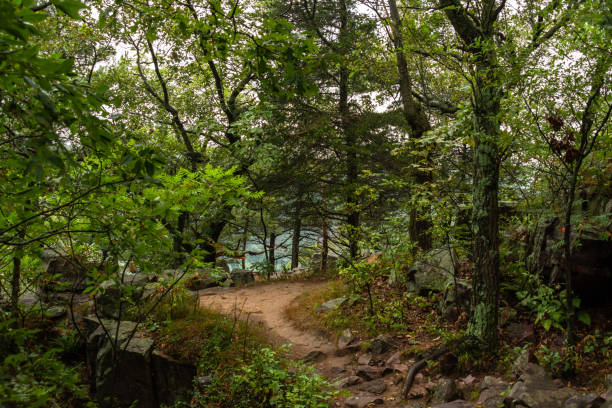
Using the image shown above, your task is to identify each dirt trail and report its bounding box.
[198,281,347,367]
[199,280,405,407]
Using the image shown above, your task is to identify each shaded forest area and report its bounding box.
[0,0,611,407]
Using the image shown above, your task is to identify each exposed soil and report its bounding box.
[198,280,409,407]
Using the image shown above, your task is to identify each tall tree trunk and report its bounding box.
[438,0,504,350]
[269,232,276,276]
[563,167,578,345]
[321,220,329,274]
[465,52,502,351]
[388,0,433,251]
[291,206,301,269]
[339,0,360,259]
[10,250,22,325]
[242,218,249,269]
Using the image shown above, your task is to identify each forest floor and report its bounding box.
[198,279,412,407]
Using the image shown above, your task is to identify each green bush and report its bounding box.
[192,347,339,408]
[0,320,92,408]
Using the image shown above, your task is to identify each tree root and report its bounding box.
[401,336,468,399]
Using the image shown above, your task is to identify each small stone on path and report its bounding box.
[358,378,387,394]
[344,394,383,408]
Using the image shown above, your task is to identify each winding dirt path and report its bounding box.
[198,280,336,358]
[198,280,406,407]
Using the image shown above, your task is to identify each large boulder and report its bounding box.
[405,248,459,294]
[152,350,197,407]
[95,273,153,318]
[40,249,88,292]
[506,363,577,408]
[230,269,254,286]
[86,317,196,408]
[184,268,229,290]
[526,215,612,306]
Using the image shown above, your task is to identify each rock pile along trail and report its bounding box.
[198,280,408,408]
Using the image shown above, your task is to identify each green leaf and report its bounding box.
[52,0,85,18]
[577,310,591,326]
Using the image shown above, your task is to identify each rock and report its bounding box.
[507,363,577,408]
[40,249,88,292]
[330,366,347,375]
[356,365,385,381]
[432,379,460,404]
[344,394,383,408]
[439,281,472,319]
[45,305,66,319]
[390,363,409,373]
[153,350,197,406]
[358,378,387,394]
[462,375,477,386]
[358,354,373,366]
[96,336,155,407]
[368,334,396,355]
[526,217,612,306]
[339,329,357,349]
[230,269,254,286]
[303,350,326,363]
[431,401,473,408]
[405,248,459,294]
[337,341,362,356]
[505,323,535,344]
[481,376,506,391]
[563,394,605,408]
[185,269,225,291]
[338,376,362,387]
[316,297,348,312]
[511,348,531,378]
[500,307,519,326]
[386,351,401,365]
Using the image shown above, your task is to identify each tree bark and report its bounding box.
[388,0,433,251]
[291,206,301,269]
[269,232,276,276]
[321,220,329,274]
[440,0,503,350]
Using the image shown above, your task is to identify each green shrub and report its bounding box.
[0,320,92,408]
[192,347,339,408]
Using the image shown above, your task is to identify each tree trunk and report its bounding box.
[388,0,433,251]
[563,167,578,345]
[291,206,301,269]
[465,55,502,350]
[242,218,249,269]
[321,220,329,274]
[10,250,22,325]
[269,232,276,277]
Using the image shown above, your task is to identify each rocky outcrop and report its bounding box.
[40,249,88,292]
[404,248,460,294]
[526,217,612,306]
[85,316,196,408]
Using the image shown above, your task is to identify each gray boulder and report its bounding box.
[40,249,88,292]
[405,248,459,294]
[432,379,460,405]
[152,350,197,407]
[507,363,577,408]
[316,296,348,312]
[230,269,254,286]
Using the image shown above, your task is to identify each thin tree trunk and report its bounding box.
[321,220,329,274]
[291,206,301,269]
[269,232,276,277]
[563,167,578,345]
[242,218,249,269]
[10,251,22,325]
